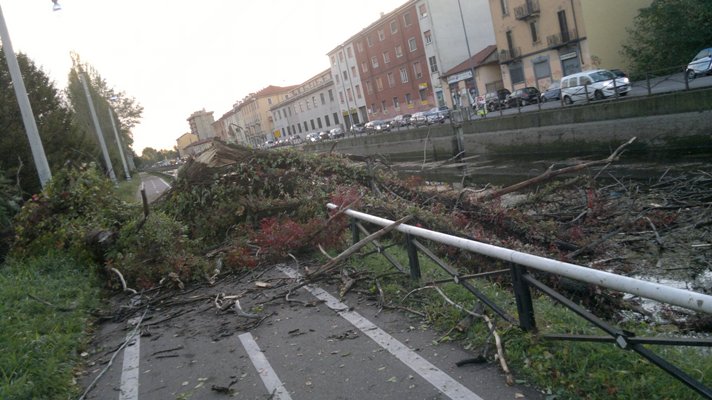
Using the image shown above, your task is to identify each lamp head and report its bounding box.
[52,0,61,11]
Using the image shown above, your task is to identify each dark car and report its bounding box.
[484,89,511,111]
[350,123,366,134]
[506,87,541,107]
[437,106,450,119]
[370,120,391,133]
[540,81,561,102]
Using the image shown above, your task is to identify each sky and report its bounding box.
[2,0,407,153]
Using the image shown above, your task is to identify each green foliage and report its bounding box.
[622,0,712,76]
[0,253,100,399]
[138,147,179,167]
[11,164,133,263]
[0,170,22,262]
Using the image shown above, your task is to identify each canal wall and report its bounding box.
[306,87,712,162]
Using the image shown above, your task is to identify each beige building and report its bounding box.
[214,106,248,146]
[235,85,296,147]
[488,0,651,92]
[176,132,198,158]
[187,109,216,140]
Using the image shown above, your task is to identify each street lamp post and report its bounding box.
[107,106,131,180]
[0,3,52,188]
[79,71,117,184]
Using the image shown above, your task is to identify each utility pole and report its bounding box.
[0,3,52,188]
[108,107,131,180]
[79,71,117,184]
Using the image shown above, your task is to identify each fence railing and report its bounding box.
[329,203,712,399]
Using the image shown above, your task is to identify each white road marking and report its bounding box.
[278,266,484,400]
[238,332,293,400]
[158,177,171,189]
[119,317,141,400]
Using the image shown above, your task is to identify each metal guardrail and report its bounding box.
[328,203,712,398]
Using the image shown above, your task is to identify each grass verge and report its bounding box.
[346,237,712,400]
[0,253,100,399]
[114,175,143,204]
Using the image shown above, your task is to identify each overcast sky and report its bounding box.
[2,0,407,153]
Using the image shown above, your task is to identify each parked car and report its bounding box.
[686,47,712,80]
[540,81,561,102]
[351,123,366,134]
[329,127,344,139]
[410,111,428,126]
[305,132,320,143]
[425,107,446,124]
[610,69,627,79]
[391,114,412,128]
[370,120,391,133]
[437,106,451,119]
[484,89,511,111]
[506,87,541,107]
[560,69,630,104]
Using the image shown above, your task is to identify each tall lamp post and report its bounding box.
[79,70,117,184]
[107,102,131,180]
[0,2,53,188]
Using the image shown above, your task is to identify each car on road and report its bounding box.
[329,127,344,139]
[391,114,412,128]
[560,69,630,104]
[437,106,450,119]
[410,111,428,126]
[686,47,712,80]
[351,123,366,134]
[540,81,561,102]
[484,89,511,111]
[506,87,540,107]
[425,107,446,124]
[369,120,391,133]
[305,132,320,143]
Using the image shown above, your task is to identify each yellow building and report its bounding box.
[176,132,199,158]
[488,0,652,91]
[235,85,296,147]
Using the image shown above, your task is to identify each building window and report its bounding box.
[393,96,400,109]
[424,30,432,45]
[419,4,428,18]
[400,67,409,83]
[351,66,357,77]
[403,12,412,26]
[355,84,362,98]
[343,70,348,81]
[361,61,368,73]
[298,124,302,133]
[387,72,395,87]
[509,62,524,84]
[370,103,376,114]
[506,30,515,54]
[405,93,412,104]
[328,89,334,101]
[333,112,339,124]
[376,77,384,91]
[317,117,322,129]
[367,36,373,47]
[320,93,325,105]
[311,120,316,130]
[371,56,379,68]
[395,45,403,58]
[347,46,353,58]
[366,80,373,94]
[313,96,317,108]
[390,20,398,34]
[533,59,551,79]
[428,56,438,73]
[335,74,340,84]
[339,91,345,103]
[339,52,344,62]
[325,115,331,126]
[356,41,364,52]
[381,100,387,112]
[419,88,428,101]
[378,29,385,41]
[413,61,423,79]
[303,121,308,131]
[408,37,417,52]
[500,0,509,16]
[347,88,353,102]
[383,51,391,64]
[530,21,539,43]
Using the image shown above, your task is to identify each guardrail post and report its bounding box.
[584,83,590,104]
[646,73,652,96]
[684,70,690,91]
[350,217,359,244]
[405,234,421,281]
[510,264,536,332]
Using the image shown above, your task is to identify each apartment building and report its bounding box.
[442,44,500,108]
[234,85,296,147]
[271,69,343,140]
[488,0,651,91]
[176,132,199,158]
[187,109,216,141]
[214,106,247,146]
[329,0,495,122]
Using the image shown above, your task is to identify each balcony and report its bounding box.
[514,0,540,20]
[546,29,579,48]
[499,47,522,62]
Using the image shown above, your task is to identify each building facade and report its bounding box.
[442,44,501,108]
[214,106,248,146]
[235,85,296,147]
[488,0,651,92]
[176,132,199,158]
[187,109,216,141]
[271,69,343,140]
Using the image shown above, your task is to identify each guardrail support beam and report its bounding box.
[405,234,421,281]
[350,217,359,244]
[510,264,536,332]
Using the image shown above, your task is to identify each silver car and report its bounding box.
[560,69,630,104]
[686,47,712,80]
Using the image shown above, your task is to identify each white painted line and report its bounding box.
[279,266,483,400]
[119,317,141,400]
[158,178,171,189]
[238,332,293,400]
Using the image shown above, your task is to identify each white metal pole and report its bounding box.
[79,71,117,184]
[108,107,131,180]
[0,3,52,188]
[327,203,712,315]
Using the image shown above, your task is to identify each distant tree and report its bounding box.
[0,50,92,194]
[623,0,712,76]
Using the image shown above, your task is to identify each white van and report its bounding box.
[686,47,712,80]
[560,69,630,104]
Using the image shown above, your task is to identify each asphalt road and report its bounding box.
[138,173,172,203]
[79,264,543,400]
